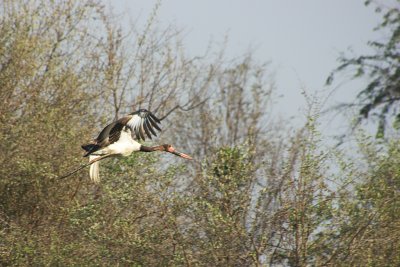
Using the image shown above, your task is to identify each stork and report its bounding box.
[60,109,192,183]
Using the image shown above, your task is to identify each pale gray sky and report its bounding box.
[112,0,382,130]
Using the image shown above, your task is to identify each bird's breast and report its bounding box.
[107,130,141,156]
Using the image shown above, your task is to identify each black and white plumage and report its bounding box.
[127,109,162,141]
[82,109,161,157]
[78,109,192,183]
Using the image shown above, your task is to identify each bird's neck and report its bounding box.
[140,145,165,152]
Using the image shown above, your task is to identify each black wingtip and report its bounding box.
[143,120,153,139]
[135,130,141,141]
[139,122,146,141]
[145,119,158,136]
[149,112,161,124]
[147,115,162,131]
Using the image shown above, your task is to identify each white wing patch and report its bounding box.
[126,110,161,141]
[126,114,144,140]
[126,114,142,133]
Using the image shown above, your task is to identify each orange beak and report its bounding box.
[168,146,193,160]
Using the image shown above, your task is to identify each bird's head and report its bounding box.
[162,144,193,160]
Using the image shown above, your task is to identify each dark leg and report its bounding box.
[58,154,114,180]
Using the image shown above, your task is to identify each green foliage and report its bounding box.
[188,146,255,265]
[2,0,400,266]
[327,1,400,137]
[331,140,400,266]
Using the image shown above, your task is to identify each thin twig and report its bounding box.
[159,97,209,121]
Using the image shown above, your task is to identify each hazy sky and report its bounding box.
[112,0,382,130]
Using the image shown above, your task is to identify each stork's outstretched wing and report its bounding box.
[82,109,162,157]
[95,109,161,143]
[126,109,162,141]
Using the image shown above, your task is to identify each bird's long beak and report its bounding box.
[168,147,193,160]
[171,150,193,160]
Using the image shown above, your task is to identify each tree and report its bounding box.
[326,137,400,266]
[0,0,279,265]
[0,0,214,264]
[8,1,400,266]
[327,0,400,137]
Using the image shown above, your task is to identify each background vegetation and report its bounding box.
[1,0,400,266]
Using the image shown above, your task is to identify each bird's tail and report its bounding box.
[89,155,101,183]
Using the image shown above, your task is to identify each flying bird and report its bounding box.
[60,109,192,182]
